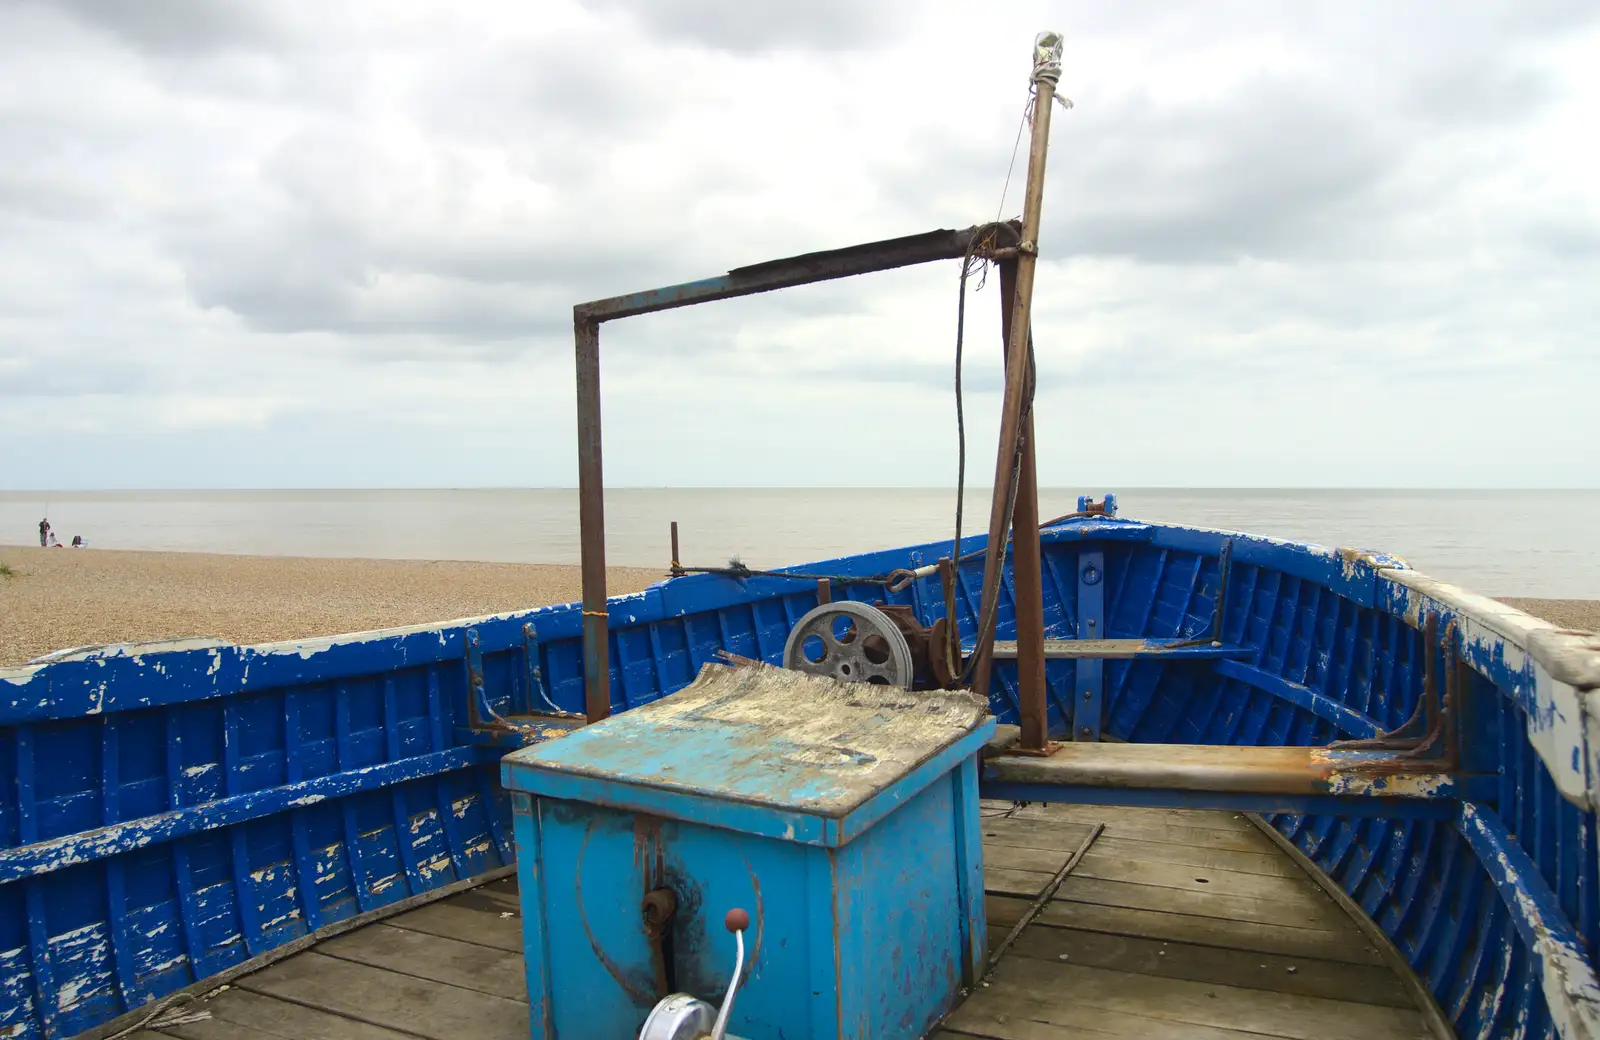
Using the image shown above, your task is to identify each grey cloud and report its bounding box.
[48,0,286,53]
[585,0,910,52]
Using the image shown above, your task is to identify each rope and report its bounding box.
[1025,30,1075,128]
[106,993,213,1039]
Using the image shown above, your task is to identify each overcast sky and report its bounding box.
[2,1,1596,489]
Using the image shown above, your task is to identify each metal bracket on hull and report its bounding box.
[461,626,586,747]
[1329,613,1461,769]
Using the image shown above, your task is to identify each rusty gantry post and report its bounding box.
[572,227,995,725]
[973,31,1065,751]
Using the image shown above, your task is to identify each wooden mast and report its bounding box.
[972,31,1066,752]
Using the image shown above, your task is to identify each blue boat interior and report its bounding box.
[4,505,1600,1038]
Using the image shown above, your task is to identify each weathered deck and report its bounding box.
[127,806,1439,1040]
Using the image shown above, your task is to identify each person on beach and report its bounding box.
[38,518,50,547]
[71,535,85,548]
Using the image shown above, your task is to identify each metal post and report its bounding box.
[999,259,1049,748]
[575,317,611,723]
[973,33,1063,744]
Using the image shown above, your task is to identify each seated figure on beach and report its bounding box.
[71,535,85,548]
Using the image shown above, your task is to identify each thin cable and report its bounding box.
[994,101,1030,224]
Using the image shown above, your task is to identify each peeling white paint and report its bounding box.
[1382,567,1600,811]
[1463,804,1600,1039]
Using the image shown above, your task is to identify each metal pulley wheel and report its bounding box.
[782,601,915,688]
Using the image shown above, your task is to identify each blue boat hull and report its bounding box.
[3,514,1597,1038]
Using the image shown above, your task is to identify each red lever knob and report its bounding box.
[725,908,749,933]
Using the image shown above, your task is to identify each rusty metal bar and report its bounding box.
[575,227,988,324]
[974,39,1060,733]
[575,318,611,724]
[987,822,1103,971]
[573,223,1007,725]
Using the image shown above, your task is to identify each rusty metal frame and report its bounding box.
[571,225,1007,723]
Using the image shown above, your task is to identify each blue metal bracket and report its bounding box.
[463,627,585,748]
[1075,493,1117,516]
[1076,551,1105,741]
[522,622,574,716]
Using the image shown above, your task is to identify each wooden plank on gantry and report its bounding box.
[983,959,1430,1040]
[985,895,1384,967]
[997,925,1413,1008]
[317,921,527,1000]
[237,951,529,1040]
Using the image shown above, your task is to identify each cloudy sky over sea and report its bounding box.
[2,2,1596,490]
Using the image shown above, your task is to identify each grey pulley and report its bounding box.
[782,601,914,688]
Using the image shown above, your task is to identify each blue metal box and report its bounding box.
[501,663,995,1039]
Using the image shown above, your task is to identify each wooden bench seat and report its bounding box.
[981,638,1253,660]
[979,727,1468,817]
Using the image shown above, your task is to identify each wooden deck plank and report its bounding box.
[986,839,1301,886]
[993,924,1413,1008]
[984,959,1429,1040]
[986,895,1385,966]
[946,993,1303,1039]
[1069,851,1328,903]
[317,921,527,1000]
[383,892,523,953]
[157,988,418,1040]
[1011,804,1260,836]
[1052,875,1352,930]
[980,817,1291,873]
[238,951,528,1040]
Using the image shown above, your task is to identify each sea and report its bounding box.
[2,488,1596,599]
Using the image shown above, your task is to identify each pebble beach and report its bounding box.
[0,544,1594,668]
[0,546,661,667]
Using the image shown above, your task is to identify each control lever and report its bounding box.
[711,909,747,1039]
[636,908,750,1040]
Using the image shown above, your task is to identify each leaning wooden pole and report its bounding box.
[997,258,1049,750]
[972,31,1065,752]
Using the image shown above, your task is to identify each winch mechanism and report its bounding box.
[782,601,915,689]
